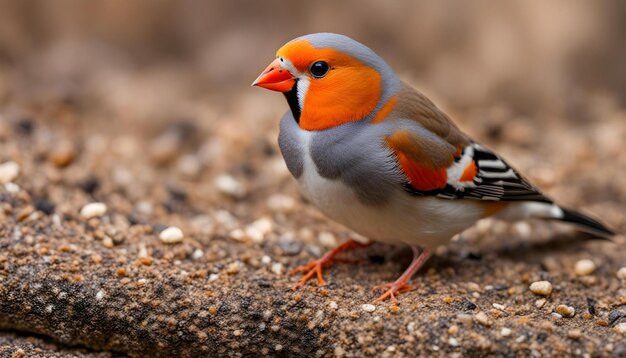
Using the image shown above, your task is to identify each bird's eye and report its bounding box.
[309,61,330,78]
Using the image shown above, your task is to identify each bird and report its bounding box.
[252,33,615,303]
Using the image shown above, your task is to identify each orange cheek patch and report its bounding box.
[277,40,382,131]
[301,66,380,130]
[396,152,448,191]
[459,160,477,182]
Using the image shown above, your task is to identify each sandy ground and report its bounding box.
[1,57,626,356]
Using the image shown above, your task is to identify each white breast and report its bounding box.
[295,131,486,248]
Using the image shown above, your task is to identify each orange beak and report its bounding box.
[252,58,296,92]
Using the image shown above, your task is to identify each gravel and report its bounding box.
[158,226,184,244]
[574,259,597,276]
[0,161,20,184]
[79,202,107,219]
[529,281,553,296]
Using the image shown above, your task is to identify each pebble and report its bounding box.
[492,303,506,311]
[271,262,283,275]
[318,232,337,247]
[529,281,552,296]
[0,161,20,184]
[474,311,492,326]
[535,298,547,309]
[192,249,204,260]
[225,262,241,274]
[102,236,114,248]
[567,329,582,340]
[4,182,20,193]
[277,236,303,256]
[574,259,596,276]
[214,174,245,198]
[617,267,626,280]
[362,304,376,313]
[159,226,184,244]
[500,327,512,337]
[556,304,575,317]
[80,202,107,219]
[261,255,271,265]
[208,274,219,282]
[329,301,338,310]
[49,143,76,167]
[245,217,273,243]
[616,322,626,335]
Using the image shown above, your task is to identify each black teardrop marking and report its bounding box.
[283,79,301,123]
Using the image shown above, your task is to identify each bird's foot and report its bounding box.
[371,246,432,303]
[289,239,369,289]
[371,281,417,303]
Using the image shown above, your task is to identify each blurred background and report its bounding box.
[2,1,626,114]
[0,0,624,229]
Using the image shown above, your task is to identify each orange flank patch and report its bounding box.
[459,160,477,182]
[277,40,382,131]
[371,96,398,123]
[396,152,448,191]
[454,146,463,159]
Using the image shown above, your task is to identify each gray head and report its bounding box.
[253,33,401,130]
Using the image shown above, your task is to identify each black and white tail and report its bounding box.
[554,207,616,240]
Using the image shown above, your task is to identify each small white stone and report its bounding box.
[529,281,552,296]
[192,249,204,260]
[80,202,107,219]
[208,273,219,282]
[501,327,512,337]
[275,344,283,351]
[329,301,338,310]
[159,226,184,244]
[492,303,506,311]
[551,312,563,319]
[386,345,396,352]
[616,322,626,335]
[617,267,626,280]
[214,174,245,197]
[0,161,19,184]
[361,304,376,313]
[574,259,596,276]
[407,322,416,332]
[261,255,271,265]
[448,337,459,347]
[271,262,283,275]
[4,182,20,193]
[245,217,273,243]
[96,290,105,300]
[318,232,337,247]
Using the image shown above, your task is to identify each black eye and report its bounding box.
[309,61,330,78]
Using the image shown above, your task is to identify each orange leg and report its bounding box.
[372,246,432,303]
[289,239,370,289]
